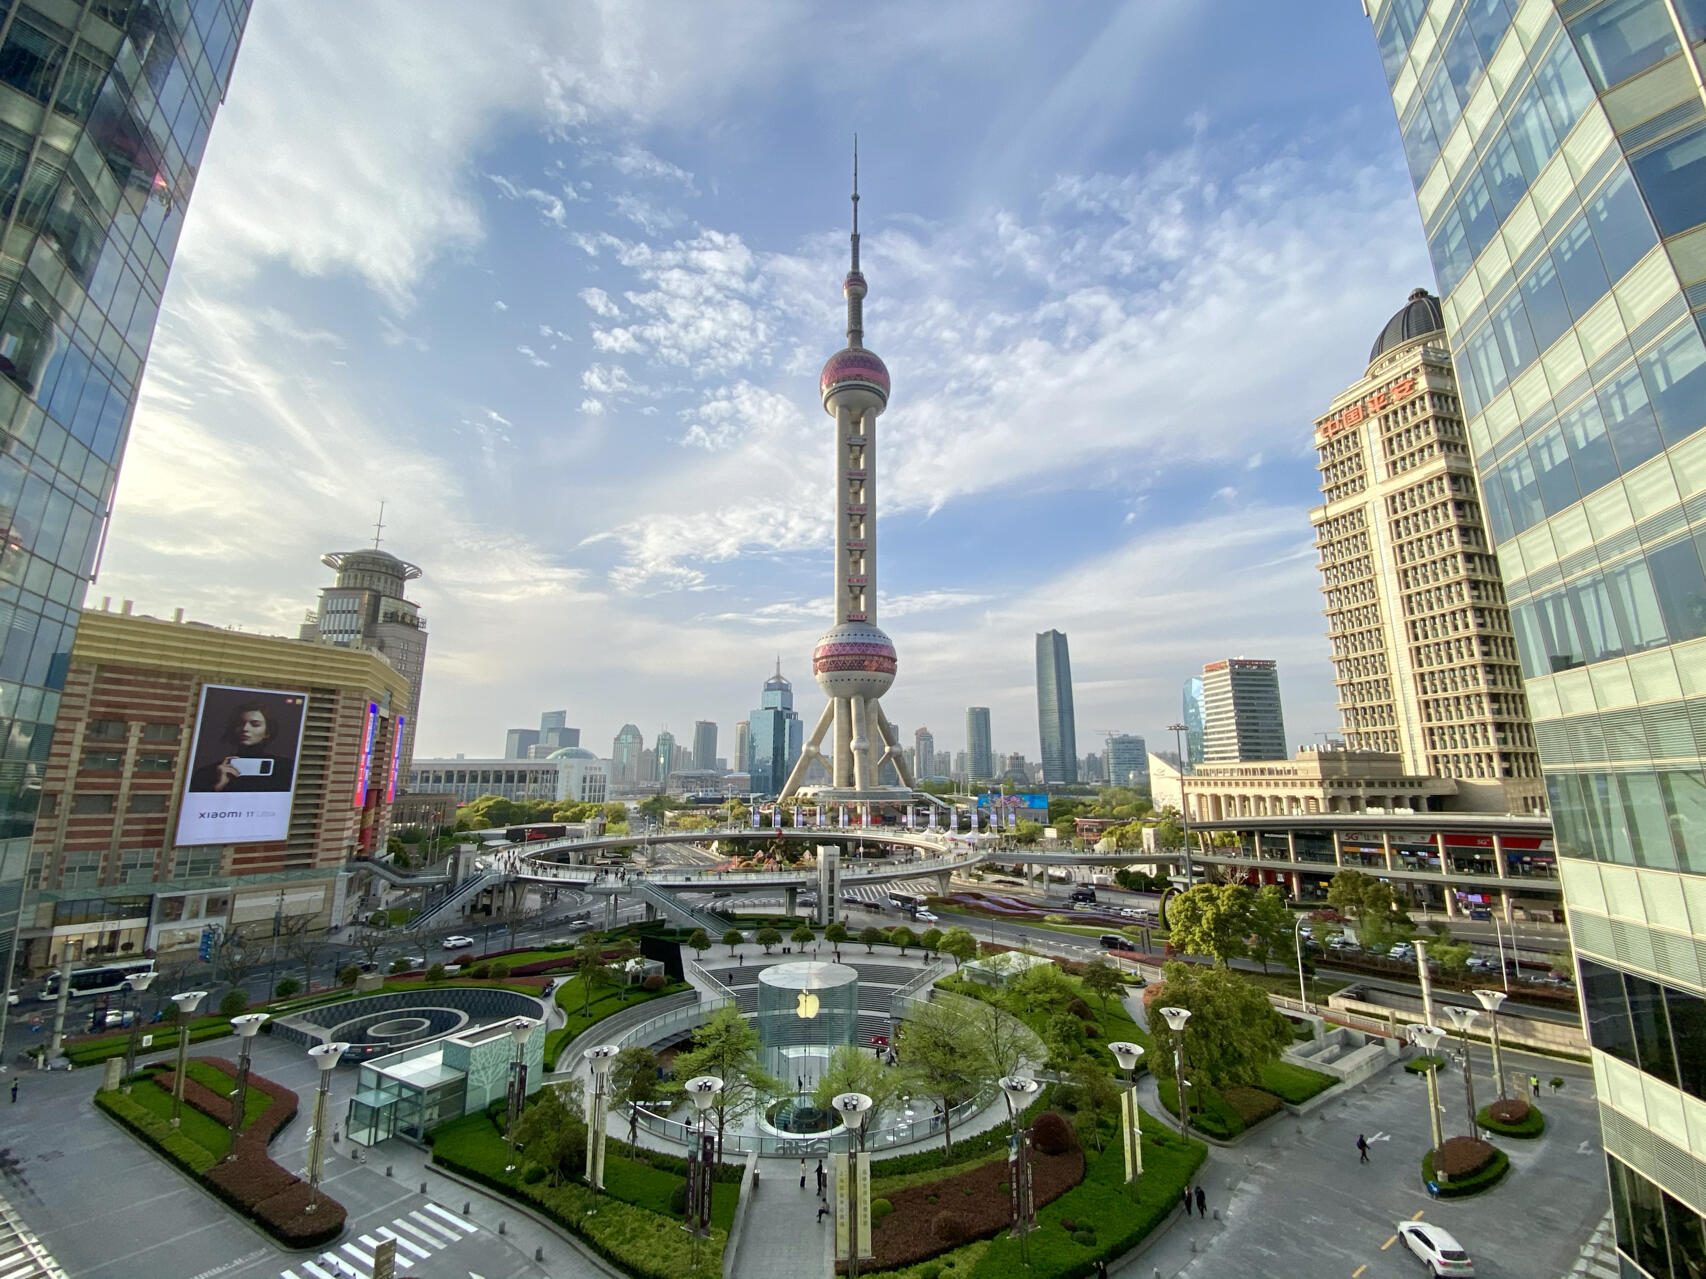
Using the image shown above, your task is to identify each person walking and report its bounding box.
[1357,1133,1370,1163]
[1530,1073,1540,1098]
[1182,1185,1193,1217]
[816,1160,826,1195]
[1194,1185,1207,1218]
[800,1158,807,1190]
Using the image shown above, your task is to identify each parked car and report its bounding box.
[1398,1221,1474,1276]
[1389,943,1416,961]
[1328,936,1360,952]
[442,934,475,950]
[1468,907,1492,921]
[1465,956,1496,973]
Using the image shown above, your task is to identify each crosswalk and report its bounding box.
[280,1201,477,1279]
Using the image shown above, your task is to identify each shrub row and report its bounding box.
[61,1017,233,1067]
[871,1086,1055,1181]
[1422,1144,1510,1197]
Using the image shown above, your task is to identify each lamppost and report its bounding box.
[683,1075,722,1260]
[833,1091,874,1279]
[1473,989,1509,1102]
[1408,1024,1447,1162]
[1159,1006,1193,1138]
[1108,1041,1146,1184]
[226,1013,269,1159]
[584,1043,618,1193]
[120,969,158,1079]
[998,1075,1040,1265]
[1443,1005,1480,1135]
[305,1041,349,1210]
[169,990,208,1128]
[1166,722,1194,887]
[1293,915,1310,1009]
[504,1017,538,1172]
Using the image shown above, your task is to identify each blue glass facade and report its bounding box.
[0,1,249,961]
[748,667,801,795]
[1371,1,1706,1272]
[1182,676,1205,767]
[1035,629,1077,784]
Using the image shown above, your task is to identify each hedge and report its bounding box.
[1257,1060,1336,1105]
[60,1017,233,1067]
[1477,1101,1546,1139]
[1421,1145,1510,1197]
[95,1089,221,1174]
[1404,1054,1447,1074]
[1155,1079,1246,1141]
[871,1086,1055,1181]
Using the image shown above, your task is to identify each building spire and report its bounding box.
[372,499,386,549]
[845,135,866,350]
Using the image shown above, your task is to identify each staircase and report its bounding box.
[1563,1212,1619,1279]
[412,869,499,929]
[634,880,729,934]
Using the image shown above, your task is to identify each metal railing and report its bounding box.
[634,881,727,934]
[683,958,739,1004]
[888,960,951,1022]
[411,869,498,927]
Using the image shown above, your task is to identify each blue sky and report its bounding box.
[99,1,1436,766]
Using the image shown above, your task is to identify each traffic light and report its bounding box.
[198,928,214,961]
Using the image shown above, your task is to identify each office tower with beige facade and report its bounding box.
[1201,658,1288,762]
[1311,288,1545,814]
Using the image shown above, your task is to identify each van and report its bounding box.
[1100,934,1127,950]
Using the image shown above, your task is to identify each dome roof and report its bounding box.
[1369,288,1444,362]
[820,346,890,407]
[547,746,598,761]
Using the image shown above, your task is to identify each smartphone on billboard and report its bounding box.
[229,758,275,778]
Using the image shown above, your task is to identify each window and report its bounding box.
[1521,251,1573,353]
[115,849,154,885]
[140,723,180,743]
[1642,324,1706,446]
[1677,0,1706,40]
[134,753,175,772]
[59,850,101,889]
[1586,166,1659,281]
[1569,0,1681,90]
[1506,77,1560,179]
[173,849,220,878]
[1558,395,1620,496]
[80,749,122,771]
[86,718,126,739]
[1632,125,1706,238]
[0,21,65,103]
[127,793,167,814]
[1465,0,1515,61]
[69,793,113,815]
[1553,215,1611,318]
[39,793,57,816]
[1647,538,1706,643]
[1600,364,1665,471]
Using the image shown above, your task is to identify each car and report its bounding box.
[1389,943,1416,960]
[914,909,938,923]
[1099,934,1128,950]
[1468,907,1492,921]
[1398,1220,1474,1275]
[397,954,426,969]
[1118,908,1138,918]
[442,934,475,950]
[1297,925,1313,938]
[1328,936,1360,952]
[1071,902,1095,912]
[1465,956,1496,973]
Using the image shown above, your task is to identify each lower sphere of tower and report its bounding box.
[812,620,897,701]
[820,347,890,414]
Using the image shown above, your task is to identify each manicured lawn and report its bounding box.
[180,1061,272,1129]
[543,978,687,1068]
[123,1074,232,1158]
[1257,1060,1336,1105]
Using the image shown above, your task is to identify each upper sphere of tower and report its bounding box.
[843,269,867,299]
[820,347,890,413]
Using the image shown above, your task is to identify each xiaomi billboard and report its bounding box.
[175,684,309,846]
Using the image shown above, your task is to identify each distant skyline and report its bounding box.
[97,1,1431,765]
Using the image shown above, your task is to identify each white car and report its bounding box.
[1118,908,1138,918]
[442,934,475,950]
[1328,936,1360,952]
[1399,1221,1474,1276]
[914,909,938,923]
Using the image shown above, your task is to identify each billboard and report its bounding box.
[354,702,378,808]
[976,793,1050,822]
[385,715,405,804]
[176,684,309,846]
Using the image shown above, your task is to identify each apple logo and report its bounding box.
[796,990,820,1019]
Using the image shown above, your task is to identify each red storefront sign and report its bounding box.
[1317,375,1419,442]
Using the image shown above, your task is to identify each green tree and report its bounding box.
[825,922,848,960]
[722,928,744,957]
[1165,883,1255,965]
[1154,819,1184,850]
[672,1004,781,1161]
[891,925,916,956]
[425,962,447,984]
[608,1044,660,1149]
[812,1043,899,1127]
[573,935,632,1015]
[859,926,883,953]
[1065,1054,1121,1152]
[920,927,944,958]
[898,996,989,1155]
[1246,885,1295,974]
[755,927,782,955]
[687,929,710,960]
[512,1081,587,1186]
[1080,958,1124,1012]
[1147,961,1293,1092]
[790,923,814,951]
[602,801,629,826]
[1431,939,1474,972]
[939,927,978,969]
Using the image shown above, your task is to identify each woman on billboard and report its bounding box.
[188,697,298,793]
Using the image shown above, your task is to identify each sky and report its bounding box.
[96,0,1437,767]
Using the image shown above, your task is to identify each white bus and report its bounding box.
[39,958,155,1001]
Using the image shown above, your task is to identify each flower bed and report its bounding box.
[1422,1136,1509,1198]
[1478,1098,1545,1138]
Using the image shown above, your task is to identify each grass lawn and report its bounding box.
[180,1061,272,1129]
[1240,970,1353,1000]
[123,1074,232,1158]
[544,978,687,1067]
[1257,1060,1337,1105]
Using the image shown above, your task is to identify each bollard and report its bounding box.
[536,1247,544,1263]
[1190,1238,1198,1254]
[464,1201,472,1215]
[498,1221,506,1236]
[386,1165,393,1178]
[419,1182,427,1194]
[1213,1208,1220,1221]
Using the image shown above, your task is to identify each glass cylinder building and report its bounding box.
[755,960,858,1088]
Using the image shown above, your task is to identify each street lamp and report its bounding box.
[683,1075,723,1252]
[120,969,158,1079]
[305,1041,349,1210]
[1108,1041,1146,1184]
[1408,1023,1447,1161]
[1293,915,1310,1010]
[584,1043,618,1192]
[1473,989,1509,1102]
[998,1075,1040,1264]
[1443,1005,1480,1135]
[168,990,208,1128]
[226,1013,269,1159]
[833,1091,875,1279]
[1167,722,1194,887]
[1158,1006,1193,1138]
[504,1016,539,1172]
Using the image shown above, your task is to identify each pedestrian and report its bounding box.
[1182,1185,1192,1216]
[8,1079,15,1103]
[1531,1073,1540,1098]
[1194,1185,1206,1217]
[1357,1133,1369,1163]
[817,1199,830,1223]
[800,1157,807,1189]
[816,1159,826,1193]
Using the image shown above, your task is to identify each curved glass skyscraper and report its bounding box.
[0,1,250,968]
[1369,2,1706,1272]
[1035,629,1078,784]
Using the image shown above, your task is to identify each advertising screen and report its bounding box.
[976,793,1050,819]
[354,702,378,808]
[385,715,405,804]
[175,684,309,846]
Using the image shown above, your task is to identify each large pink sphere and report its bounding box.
[820,347,890,412]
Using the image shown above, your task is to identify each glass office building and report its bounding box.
[1368,2,1706,1273]
[1035,629,1078,784]
[0,2,249,973]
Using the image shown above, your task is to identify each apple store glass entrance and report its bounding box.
[756,960,859,1088]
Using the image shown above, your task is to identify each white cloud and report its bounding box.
[580,286,621,318]
[493,300,509,312]
[581,363,633,395]
[517,344,551,368]
[581,397,606,415]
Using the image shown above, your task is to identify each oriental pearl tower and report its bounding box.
[779,150,914,802]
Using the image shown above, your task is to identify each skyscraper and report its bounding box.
[300,547,428,788]
[1370,4,1706,1259]
[1181,677,1206,768]
[966,706,993,779]
[733,720,750,776]
[537,711,578,753]
[1201,659,1286,762]
[504,728,540,759]
[913,726,935,779]
[1035,630,1078,784]
[1105,734,1148,789]
[750,664,803,795]
[693,720,719,775]
[1312,288,1544,812]
[611,724,643,786]
[652,729,676,784]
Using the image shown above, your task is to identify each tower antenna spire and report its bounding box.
[845,136,864,348]
[372,499,386,549]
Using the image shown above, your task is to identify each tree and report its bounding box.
[859,926,883,954]
[609,1044,660,1150]
[825,923,848,960]
[722,928,744,957]
[1013,820,1044,845]
[687,929,710,960]
[1147,961,1293,1092]
[671,1004,781,1161]
[337,963,360,987]
[790,924,814,951]
[891,926,916,956]
[939,927,978,969]
[812,1044,899,1128]
[898,996,988,1155]
[1154,819,1184,850]
[1066,1055,1121,1152]
[602,801,629,826]
[920,927,943,958]
[280,916,333,992]
[512,1081,587,1186]
[755,927,782,955]
[964,990,1035,1086]
[1165,883,1255,965]
[637,794,671,824]
[351,923,388,972]
[573,935,632,1015]
[1431,940,1473,972]
[1080,959,1124,1012]
[1245,885,1295,975]
[215,924,260,995]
